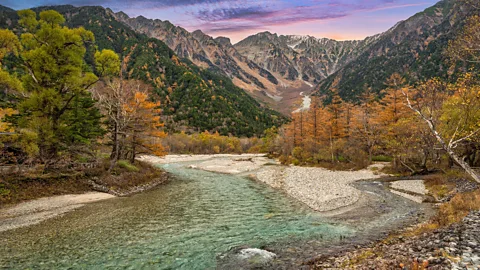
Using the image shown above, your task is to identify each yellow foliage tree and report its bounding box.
[0,108,16,133]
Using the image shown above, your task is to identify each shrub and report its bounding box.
[434,189,480,226]
[372,155,393,162]
[292,158,300,166]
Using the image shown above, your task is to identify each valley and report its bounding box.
[1,0,480,269]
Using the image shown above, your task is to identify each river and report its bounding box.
[0,159,430,269]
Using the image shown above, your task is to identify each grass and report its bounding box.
[423,174,456,201]
[117,160,140,172]
[434,188,480,226]
[396,173,480,235]
[95,159,165,191]
[341,250,377,268]
[0,157,166,207]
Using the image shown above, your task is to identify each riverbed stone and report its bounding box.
[315,211,480,269]
[238,248,277,260]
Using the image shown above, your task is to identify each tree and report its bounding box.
[16,10,103,165]
[92,77,133,169]
[93,78,166,167]
[378,73,408,124]
[124,91,166,163]
[446,15,480,64]
[377,73,415,169]
[261,126,278,155]
[441,73,480,169]
[352,86,381,163]
[0,29,23,101]
[402,77,480,183]
[0,108,16,133]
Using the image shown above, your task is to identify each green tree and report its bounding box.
[0,29,23,101]
[16,10,102,165]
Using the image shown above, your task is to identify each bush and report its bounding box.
[372,155,393,162]
[292,158,300,166]
[278,155,292,165]
[435,189,480,226]
[117,160,140,172]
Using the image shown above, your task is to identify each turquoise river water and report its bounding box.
[0,162,360,269]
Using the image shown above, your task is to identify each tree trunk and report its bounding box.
[429,123,480,183]
[130,133,136,164]
[447,146,480,183]
[109,120,120,171]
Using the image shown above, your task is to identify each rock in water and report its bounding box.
[237,248,277,262]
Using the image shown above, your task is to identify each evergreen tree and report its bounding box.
[16,10,102,165]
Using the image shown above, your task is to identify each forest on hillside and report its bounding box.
[0,5,286,138]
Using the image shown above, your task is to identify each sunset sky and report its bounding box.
[5,0,440,43]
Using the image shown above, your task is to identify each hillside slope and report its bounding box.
[314,0,467,101]
[0,5,286,136]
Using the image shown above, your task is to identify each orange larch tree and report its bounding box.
[124,91,167,163]
[352,85,382,163]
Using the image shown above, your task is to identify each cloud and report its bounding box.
[185,0,434,35]
[195,6,276,22]
[9,0,438,39]
[6,0,239,10]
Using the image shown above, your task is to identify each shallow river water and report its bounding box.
[0,162,363,269]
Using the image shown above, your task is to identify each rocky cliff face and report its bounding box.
[114,12,280,94]
[234,32,378,86]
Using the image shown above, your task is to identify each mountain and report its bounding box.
[234,32,379,85]
[0,5,286,137]
[314,0,466,101]
[114,13,281,96]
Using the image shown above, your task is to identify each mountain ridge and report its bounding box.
[0,0,469,109]
[314,0,465,101]
[113,11,282,96]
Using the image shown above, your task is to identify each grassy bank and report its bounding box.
[0,159,167,207]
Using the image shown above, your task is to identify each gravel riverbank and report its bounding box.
[255,166,383,212]
[314,211,480,269]
[0,192,115,232]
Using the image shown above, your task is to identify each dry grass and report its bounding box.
[0,172,92,207]
[0,159,165,207]
[85,159,164,191]
[423,174,456,200]
[434,188,480,226]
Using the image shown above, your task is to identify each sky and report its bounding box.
[3,0,440,43]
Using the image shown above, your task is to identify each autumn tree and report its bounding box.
[402,77,480,183]
[0,108,16,134]
[261,126,279,155]
[124,91,166,163]
[93,76,166,167]
[352,85,381,163]
[446,15,480,64]
[0,29,23,100]
[0,29,22,133]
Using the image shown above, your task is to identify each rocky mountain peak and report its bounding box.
[215,37,232,47]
